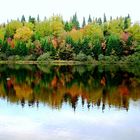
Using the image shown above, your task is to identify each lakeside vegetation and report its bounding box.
[0,14,140,63]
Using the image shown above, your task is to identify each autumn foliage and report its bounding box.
[0,14,139,62]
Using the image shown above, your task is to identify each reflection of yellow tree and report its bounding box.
[14,84,33,100]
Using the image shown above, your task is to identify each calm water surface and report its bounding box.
[0,64,140,140]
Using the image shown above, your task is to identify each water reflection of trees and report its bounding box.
[0,64,140,111]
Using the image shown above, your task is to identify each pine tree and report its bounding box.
[95,17,98,23]
[29,16,35,24]
[88,15,92,24]
[124,15,131,30]
[37,14,40,22]
[17,18,20,22]
[124,17,128,29]
[110,16,112,21]
[71,13,80,29]
[127,14,130,19]
[97,18,102,25]
[82,17,86,28]
[21,15,26,22]
[44,16,47,21]
[103,13,107,23]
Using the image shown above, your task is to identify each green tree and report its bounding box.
[92,40,102,60]
[37,14,40,22]
[21,15,26,23]
[106,34,122,56]
[64,21,73,31]
[124,15,131,30]
[97,18,102,25]
[71,13,80,29]
[58,46,74,60]
[88,15,92,24]
[29,16,36,24]
[103,13,107,23]
[14,41,28,56]
[81,37,91,55]
[82,17,86,28]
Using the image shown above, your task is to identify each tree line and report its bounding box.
[0,13,140,62]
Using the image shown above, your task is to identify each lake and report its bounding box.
[0,64,140,140]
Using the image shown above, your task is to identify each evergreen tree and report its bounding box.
[64,21,72,31]
[28,16,35,24]
[103,13,107,23]
[106,34,122,56]
[127,14,130,19]
[17,18,20,22]
[95,17,98,23]
[124,14,131,30]
[82,17,86,28]
[37,14,40,22]
[97,18,102,25]
[124,17,129,30]
[71,13,80,29]
[110,16,112,21]
[44,16,47,21]
[88,15,92,24]
[21,15,26,22]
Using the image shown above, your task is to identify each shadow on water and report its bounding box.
[0,64,140,111]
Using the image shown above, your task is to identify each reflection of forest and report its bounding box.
[0,64,140,111]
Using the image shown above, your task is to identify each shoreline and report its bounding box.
[0,60,139,65]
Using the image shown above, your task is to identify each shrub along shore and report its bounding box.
[0,14,140,64]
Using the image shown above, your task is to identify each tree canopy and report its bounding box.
[0,14,139,62]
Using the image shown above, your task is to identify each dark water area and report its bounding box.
[0,64,140,140]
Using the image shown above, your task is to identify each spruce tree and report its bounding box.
[97,18,102,25]
[124,15,131,30]
[37,14,40,22]
[82,17,86,28]
[110,16,112,21]
[71,13,80,29]
[103,13,107,23]
[21,15,26,22]
[88,15,92,24]
[29,16,35,24]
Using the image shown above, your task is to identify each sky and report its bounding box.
[0,0,140,24]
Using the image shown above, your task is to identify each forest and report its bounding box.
[0,14,140,63]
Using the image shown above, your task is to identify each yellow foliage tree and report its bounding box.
[49,16,64,37]
[24,22,34,30]
[6,20,23,37]
[35,20,52,37]
[0,28,4,42]
[68,28,83,42]
[14,26,33,42]
[108,18,124,36]
[127,23,140,42]
[83,24,104,44]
